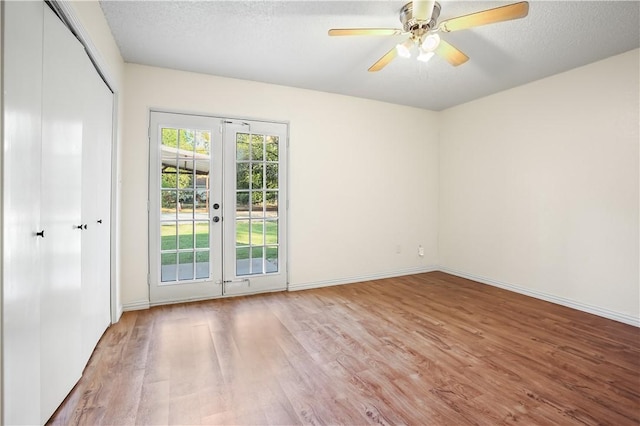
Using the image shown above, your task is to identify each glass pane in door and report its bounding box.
[160,126,211,283]
[235,133,280,276]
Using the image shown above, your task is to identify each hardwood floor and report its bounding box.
[48,272,640,425]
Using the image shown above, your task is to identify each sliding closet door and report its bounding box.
[2,2,44,424]
[40,5,85,421]
[3,3,114,423]
[80,57,113,365]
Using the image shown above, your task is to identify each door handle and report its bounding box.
[36,230,45,238]
[75,225,83,230]
[213,203,220,210]
[97,219,103,224]
[212,216,220,223]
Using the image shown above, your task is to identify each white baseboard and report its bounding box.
[122,300,150,312]
[120,268,437,311]
[119,267,639,327]
[288,266,438,292]
[148,289,284,308]
[439,267,640,327]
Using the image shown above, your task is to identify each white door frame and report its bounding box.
[148,111,289,304]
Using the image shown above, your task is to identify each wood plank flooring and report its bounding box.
[48,272,640,425]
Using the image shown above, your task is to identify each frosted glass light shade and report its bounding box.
[422,33,441,52]
[417,51,435,63]
[396,39,413,58]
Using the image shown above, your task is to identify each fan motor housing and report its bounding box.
[400,1,441,32]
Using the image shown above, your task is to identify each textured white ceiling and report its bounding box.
[100,1,640,111]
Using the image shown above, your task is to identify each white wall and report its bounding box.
[439,49,640,325]
[67,0,126,319]
[66,2,639,326]
[121,64,440,307]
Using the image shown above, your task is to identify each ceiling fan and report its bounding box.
[328,1,529,72]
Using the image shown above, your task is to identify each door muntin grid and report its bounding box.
[160,127,212,283]
[235,132,280,276]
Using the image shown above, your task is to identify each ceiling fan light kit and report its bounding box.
[422,33,440,51]
[396,38,414,58]
[417,50,435,63]
[328,0,530,72]
[396,31,441,60]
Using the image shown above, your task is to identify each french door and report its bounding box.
[149,112,287,304]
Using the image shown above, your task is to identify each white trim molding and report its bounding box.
[122,300,150,312]
[122,266,639,328]
[439,267,640,327]
[288,266,438,292]
[123,267,439,310]
[52,1,116,92]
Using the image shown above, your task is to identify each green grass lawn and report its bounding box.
[160,221,277,264]
[161,222,210,250]
[235,220,278,245]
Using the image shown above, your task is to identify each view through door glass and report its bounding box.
[160,128,211,282]
[235,132,280,276]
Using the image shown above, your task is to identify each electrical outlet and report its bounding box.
[418,245,424,257]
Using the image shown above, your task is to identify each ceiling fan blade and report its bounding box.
[328,28,403,36]
[368,46,399,72]
[413,0,435,21]
[439,1,529,32]
[435,39,469,66]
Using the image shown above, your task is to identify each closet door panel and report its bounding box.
[40,6,85,422]
[80,57,113,365]
[95,92,113,335]
[2,2,44,424]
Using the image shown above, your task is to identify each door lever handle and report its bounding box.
[97,219,103,224]
[75,225,83,230]
[36,230,45,238]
